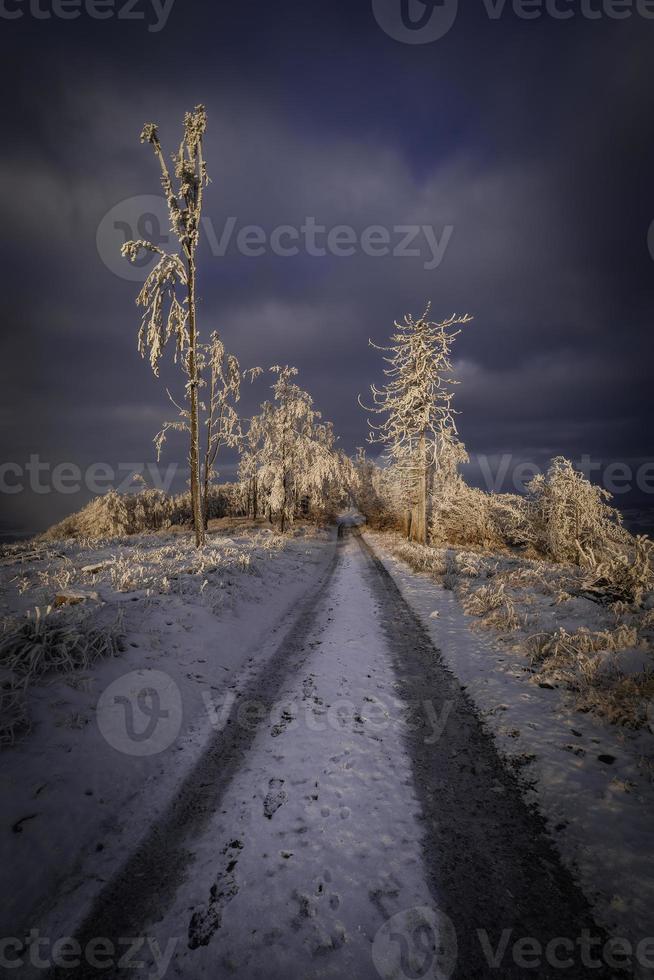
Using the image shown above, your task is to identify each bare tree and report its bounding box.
[122,105,208,546]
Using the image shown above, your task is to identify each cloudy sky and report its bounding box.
[1,0,654,534]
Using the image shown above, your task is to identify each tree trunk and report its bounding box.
[202,467,210,531]
[407,434,428,544]
[405,510,413,540]
[280,468,288,533]
[187,253,205,547]
[416,430,428,545]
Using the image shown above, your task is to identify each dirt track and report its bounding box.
[47,524,616,980]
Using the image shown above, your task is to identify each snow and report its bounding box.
[3,519,654,979]
[0,526,335,943]
[141,536,441,979]
[366,530,654,969]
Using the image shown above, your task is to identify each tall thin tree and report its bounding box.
[122,105,209,546]
[360,304,472,544]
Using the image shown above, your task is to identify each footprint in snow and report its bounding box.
[264,778,288,819]
[302,676,317,700]
[187,840,241,949]
[271,710,295,738]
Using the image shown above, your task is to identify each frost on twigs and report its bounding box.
[579,535,654,608]
[122,106,211,546]
[526,457,628,565]
[238,366,356,532]
[131,256,189,376]
[359,303,473,545]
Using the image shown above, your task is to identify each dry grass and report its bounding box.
[0,523,301,746]
[0,605,125,746]
[0,679,30,746]
[525,625,654,728]
[575,674,654,729]
[374,529,654,729]
[387,539,449,577]
[580,535,654,607]
[528,624,638,665]
[0,605,125,679]
[463,582,521,632]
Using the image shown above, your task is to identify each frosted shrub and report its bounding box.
[581,535,654,607]
[42,489,173,541]
[490,493,532,548]
[430,479,530,552]
[132,488,175,533]
[526,457,627,564]
[170,484,241,526]
[41,485,244,543]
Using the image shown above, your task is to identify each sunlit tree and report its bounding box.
[121,105,209,546]
[360,303,472,543]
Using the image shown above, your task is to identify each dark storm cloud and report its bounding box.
[1,0,653,532]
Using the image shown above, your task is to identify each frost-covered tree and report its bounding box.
[360,304,472,544]
[200,335,262,529]
[243,366,342,531]
[121,105,209,546]
[353,448,393,527]
[153,333,260,530]
[238,412,266,520]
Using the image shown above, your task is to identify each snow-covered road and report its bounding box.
[49,528,616,980]
[147,526,443,979]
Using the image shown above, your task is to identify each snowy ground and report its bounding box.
[1,521,653,979]
[0,523,335,944]
[141,531,439,980]
[366,529,654,970]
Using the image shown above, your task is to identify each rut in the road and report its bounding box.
[49,537,341,980]
[354,528,616,980]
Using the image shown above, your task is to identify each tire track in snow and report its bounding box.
[356,528,616,980]
[48,534,342,980]
[142,529,441,979]
[52,526,615,980]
